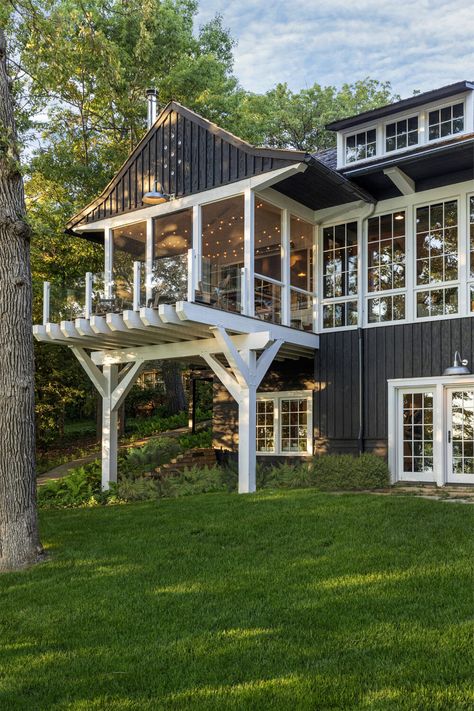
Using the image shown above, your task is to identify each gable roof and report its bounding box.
[66,101,309,231]
[326,80,474,131]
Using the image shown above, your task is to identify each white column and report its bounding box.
[281,209,291,326]
[238,349,257,494]
[102,363,119,490]
[104,227,114,299]
[133,261,141,310]
[146,217,154,304]
[43,281,50,325]
[192,204,202,292]
[244,188,255,316]
[85,272,93,319]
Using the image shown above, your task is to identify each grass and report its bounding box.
[0,490,473,710]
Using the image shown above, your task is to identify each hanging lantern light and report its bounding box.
[142,181,170,205]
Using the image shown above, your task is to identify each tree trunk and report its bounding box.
[0,29,43,572]
[162,361,187,414]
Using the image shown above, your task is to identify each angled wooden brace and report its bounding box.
[111,360,145,411]
[254,339,284,388]
[210,326,251,387]
[201,352,242,402]
[70,347,106,397]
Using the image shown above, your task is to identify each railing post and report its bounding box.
[43,281,50,324]
[133,261,141,310]
[243,188,255,316]
[146,217,153,304]
[85,272,93,319]
[240,267,247,316]
[187,248,194,302]
[281,209,291,326]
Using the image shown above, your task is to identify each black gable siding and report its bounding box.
[83,109,291,226]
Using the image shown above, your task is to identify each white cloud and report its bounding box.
[196,0,474,95]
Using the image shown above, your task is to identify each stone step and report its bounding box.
[153,448,217,478]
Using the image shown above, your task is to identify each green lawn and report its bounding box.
[1,491,473,710]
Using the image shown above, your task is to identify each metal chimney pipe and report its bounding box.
[146,88,157,129]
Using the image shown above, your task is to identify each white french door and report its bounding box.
[446,387,474,484]
[389,377,474,485]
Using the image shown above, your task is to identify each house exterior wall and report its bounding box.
[212,317,474,460]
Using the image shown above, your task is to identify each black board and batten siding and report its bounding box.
[213,317,474,459]
[76,109,291,228]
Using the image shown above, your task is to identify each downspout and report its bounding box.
[357,201,377,455]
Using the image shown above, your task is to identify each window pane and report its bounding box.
[416,201,458,291]
[256,400,275,452]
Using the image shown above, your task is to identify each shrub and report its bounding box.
[123,438,181,474]
[38,461,104,508]
[158,465,226,498]
[310,453,389,491]
[116,476,160,501]
[126,411,188,439]
[177,429,212,450]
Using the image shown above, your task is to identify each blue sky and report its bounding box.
[196,0,474,98]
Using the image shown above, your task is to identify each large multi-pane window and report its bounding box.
[367,211,406,323]
[290,216,314,330]
[345,129,376,163]
[386,117,418,152]
[428,102,464,140]
[402,392,434,475]
[322,221,358,328]
[469,197,474,312]
[415,200,458,317]
[256,392,312,455]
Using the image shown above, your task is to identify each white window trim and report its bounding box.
[388,375,474,486]
[338,91,472,168]
[256,390,313,456]
[412,196,460,320]
[384,112,420,155]
[344,126,378,166]
[319,219,360,331]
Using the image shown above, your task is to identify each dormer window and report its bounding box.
[345,129,376,163]
[386,117,418,152]
[428,102,464,140]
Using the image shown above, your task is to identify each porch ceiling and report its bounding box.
[33,301,318,363]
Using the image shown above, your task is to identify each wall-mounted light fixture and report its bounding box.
[142,181,171,205]
[443,351,471,376]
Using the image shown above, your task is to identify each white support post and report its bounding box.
[238,349,257,494]
[85,272,93,320]
[187,248,194,303]
[104,227,114,299]
[192,204,202,291]
[240,267,247,315]
[244,188,255,316]
[133,261,141,311]
[281,209,291,326]
[102,363,119,490]
[43,281,50,325]
[146,217,154,305]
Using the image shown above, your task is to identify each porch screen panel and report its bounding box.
[254,199,282,323]
[112,221,146,307]
[290,216,314,331]
[200,196,244,313]
[152,209,192,304]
